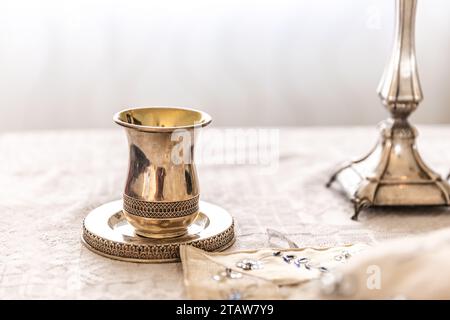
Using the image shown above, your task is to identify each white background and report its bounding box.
[0,0,449,131]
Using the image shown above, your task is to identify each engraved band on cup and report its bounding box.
[122,194,200,219]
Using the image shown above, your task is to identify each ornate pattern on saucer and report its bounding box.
[82,200,235,263]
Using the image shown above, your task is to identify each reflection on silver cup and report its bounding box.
[114,106,212,238]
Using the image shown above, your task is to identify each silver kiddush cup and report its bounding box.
[113,106,212,238]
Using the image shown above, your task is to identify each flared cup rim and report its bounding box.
[113,106,212,132]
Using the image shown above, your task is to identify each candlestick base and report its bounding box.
[327,119,450,220]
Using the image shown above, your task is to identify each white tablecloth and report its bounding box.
[1,126,449,299]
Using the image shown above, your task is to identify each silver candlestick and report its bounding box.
[327,0,450,220]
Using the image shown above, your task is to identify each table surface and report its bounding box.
[1,126,450,299]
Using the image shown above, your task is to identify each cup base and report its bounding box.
[135,229,188,239]
[123,210,199,240]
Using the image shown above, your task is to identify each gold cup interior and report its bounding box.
[114,107,212,132]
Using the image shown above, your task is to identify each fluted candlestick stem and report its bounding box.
[378,0,422,112]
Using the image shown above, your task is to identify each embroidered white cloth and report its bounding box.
[0,126,449,298]
[180,244,368,299]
